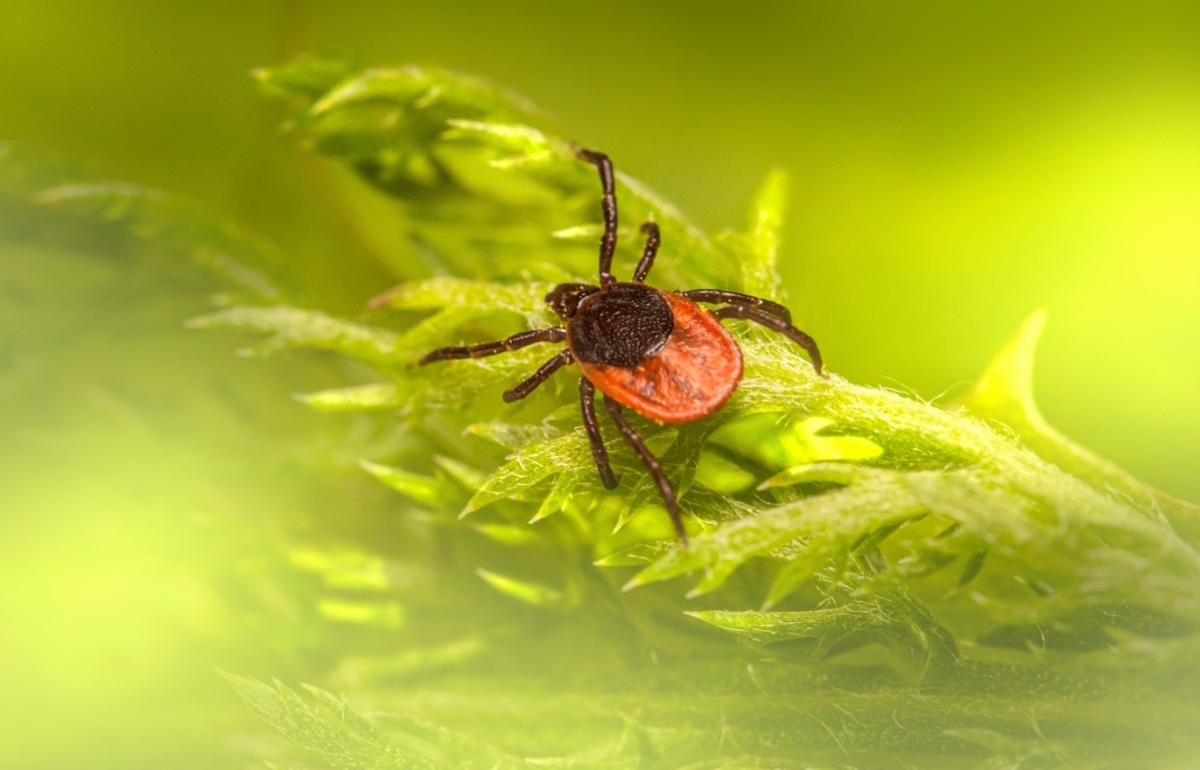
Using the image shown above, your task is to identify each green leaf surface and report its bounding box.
[223,673,535,770]
[187,305,402,367]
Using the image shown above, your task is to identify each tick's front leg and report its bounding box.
[419,327,566,365]
[577,148,619,288]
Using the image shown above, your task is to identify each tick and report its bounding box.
[420,148,824,542]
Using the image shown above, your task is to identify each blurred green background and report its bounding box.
[2,2,1197,767]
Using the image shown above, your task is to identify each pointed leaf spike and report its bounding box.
[360,460,441,508]
[957,310,1200,532]
[961,309,1047,427]
[475,568,568,608]
[742,169,789,299]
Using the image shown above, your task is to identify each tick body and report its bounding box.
[568,284,743,424]
[419,149,824,542]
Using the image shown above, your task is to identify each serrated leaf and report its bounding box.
[288,548,410,592]
[307,65,540,123]
[465,420,564,450]
[463,430,590,515]
[188,305,401,367]
[443,119,562,167]
[222,673,434,768]
[297,382,404,411]
[956,310,1200,542]
[531,471,579,523]
[593,540,675,568]
[360,460,441,508]
[741,168,788,299]
[222,674,537,769]
[688,591,959,669]
[330,635,487,686]
[373,276,555,327]
[260,59,735,288]
[253,55,353,103]
[758,459,891,491]
[433,454,487,490]
[629,479,927,597]
[317,598,404,627]
[693,449,759,494]
[35,181,283,301]
[475,568,570,608]
[470,522,543,546]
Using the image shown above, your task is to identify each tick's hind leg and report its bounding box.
[580,378,617,489]
[679,289,792,323]
[602,396,687,544]
[713,304,824,376]
[419,327,566,365]
[503,349,573,403]
[632,222,660,283]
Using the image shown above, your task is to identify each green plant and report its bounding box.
[22,58,1200,769]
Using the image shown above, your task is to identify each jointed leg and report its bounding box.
[713,305,824,376]
[632,222,660,283]
[602,396,687,543]
[503,349,573,403]
[579,379,617,489]
[419,327,566,365]
[679,289,792,323]
[577,148,618,288]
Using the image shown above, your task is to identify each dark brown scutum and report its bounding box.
[568,283,673,367]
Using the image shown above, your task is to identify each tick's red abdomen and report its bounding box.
[574,290,743,424]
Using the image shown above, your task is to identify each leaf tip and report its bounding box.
[959,307,1049,421]
[183,314,211,330]
[620,574,645,592]
[366,287,397,309]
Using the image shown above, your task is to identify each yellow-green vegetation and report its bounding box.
[220,60,1200,768]
[5,58,1199,769]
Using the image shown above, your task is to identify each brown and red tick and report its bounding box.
[419,148,824,542]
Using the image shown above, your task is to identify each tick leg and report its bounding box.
[713,305,825,376]
[580,378,618,489]
[679,289,792,323]
[503,349,573,403]
[419,327,566,365]
[632,221,661,283]
[602,396,688,544]
[577,148,618,288]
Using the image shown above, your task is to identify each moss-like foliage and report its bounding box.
[13,58,1200,769]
